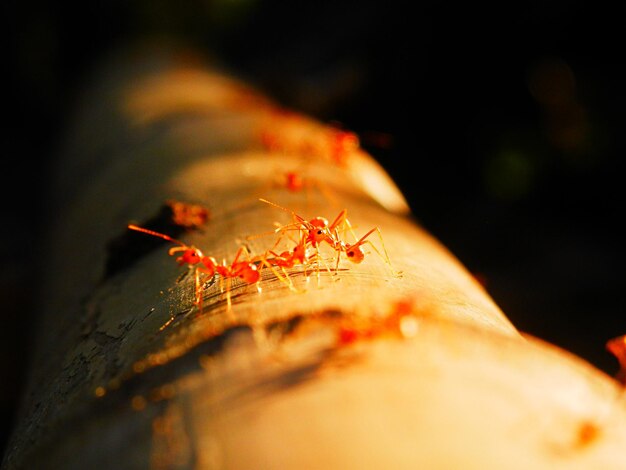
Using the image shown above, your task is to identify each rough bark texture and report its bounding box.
[2,42,626,469]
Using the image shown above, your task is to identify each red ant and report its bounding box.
[212,246,264,310]
[284,171,304,192]
[328,128,360,167]
[246,209,335,286]
[263,231,310,269]
[257,198,397,276]
[258,198,345,248]
[257,230,326,288]
[128,224,215,311]
[127,224,265,313]
[251,168,337,208]
[309,215,396,275]
[253,199,343,278]
[165,199,210,229]
[297,208,376,271]
[258,108,360,167]
[606,334,626,386]
[266,170,313,194]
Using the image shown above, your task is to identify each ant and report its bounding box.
[212,245,264,311]
[606,334,626,386]
[262,231,310,269]
[210,244,306,308]
[295,208,374,272]
[165,199,210,230]
[283,171,304,192]
[246,209,337,286]
[258,110,360,168]
[327,128,360,167]
[258,230,329,288]
[127,224,268,314]
[282,170,336,204]
[128,224,216,311]
[256,198,398,276]
[249,166,337,209]
[252,200,343,278]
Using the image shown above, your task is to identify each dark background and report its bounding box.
[3,0,624,458]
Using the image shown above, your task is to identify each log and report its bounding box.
[2,41,625,470]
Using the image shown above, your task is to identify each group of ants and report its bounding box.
[128,197,398,314]
[127,190,626,381]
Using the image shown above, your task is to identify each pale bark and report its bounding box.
[2,42,625,470]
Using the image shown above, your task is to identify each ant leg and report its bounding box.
[194,268,203,311]
[334,244,342,273]
[225,276,232,311]
[362,228,401,278]
[310,243,336,286]
[231,246,245,264]
[266,257,299,292]
[328,209,348,234]
[193,266,217,313]
[338,215,360,243]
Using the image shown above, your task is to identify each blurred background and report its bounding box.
[3,0,624,457]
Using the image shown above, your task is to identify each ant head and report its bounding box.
[307,227,330,245]
[346,244,365,263]
[177,248,202,265]
[306,218,330,244]
[345,227,377,264]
